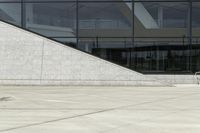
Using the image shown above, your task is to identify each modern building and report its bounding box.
[0,0,199,85]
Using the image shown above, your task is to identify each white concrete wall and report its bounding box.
[0,21,166,86]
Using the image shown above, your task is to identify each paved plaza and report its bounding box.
[0,86,200,133]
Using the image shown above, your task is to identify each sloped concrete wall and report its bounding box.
[0,21,166,86]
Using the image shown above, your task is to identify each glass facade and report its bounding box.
[0,0,199,74]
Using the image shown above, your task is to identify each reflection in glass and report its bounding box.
[79,2,132,37]
[0,3,21,26]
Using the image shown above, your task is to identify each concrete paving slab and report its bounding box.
[0,86,200,133]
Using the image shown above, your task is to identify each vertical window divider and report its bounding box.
[76,0,79,48]
[21,0,26,28]
[188,1,192,71]
[131,0,135,68]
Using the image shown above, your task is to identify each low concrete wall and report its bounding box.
[147,75,197,85]
[0,21,166,86]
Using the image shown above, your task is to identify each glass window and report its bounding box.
[134,0,185,1]
[136,2,189,29]
[25,0,73,1]
[0,0,20,1]
[78,2,133,67]
[133,2,190,73]
[0,3,21,26]
[192,2,200,72]
[25,2,76,39]
[78,2,132,37]
[192,2,200,30]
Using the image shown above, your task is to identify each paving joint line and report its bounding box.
[0,92,199,132]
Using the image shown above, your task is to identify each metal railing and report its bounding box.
[195,72,200,85]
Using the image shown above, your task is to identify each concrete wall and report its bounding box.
[147,75,197,85]
[0,21,167,86]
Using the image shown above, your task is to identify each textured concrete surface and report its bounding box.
[0,21,165,86]
[0,86,200,133]
[147,75,197,85]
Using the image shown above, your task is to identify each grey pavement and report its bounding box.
[0,86,200,133]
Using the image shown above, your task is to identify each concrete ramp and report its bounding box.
[0,21,166,86]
